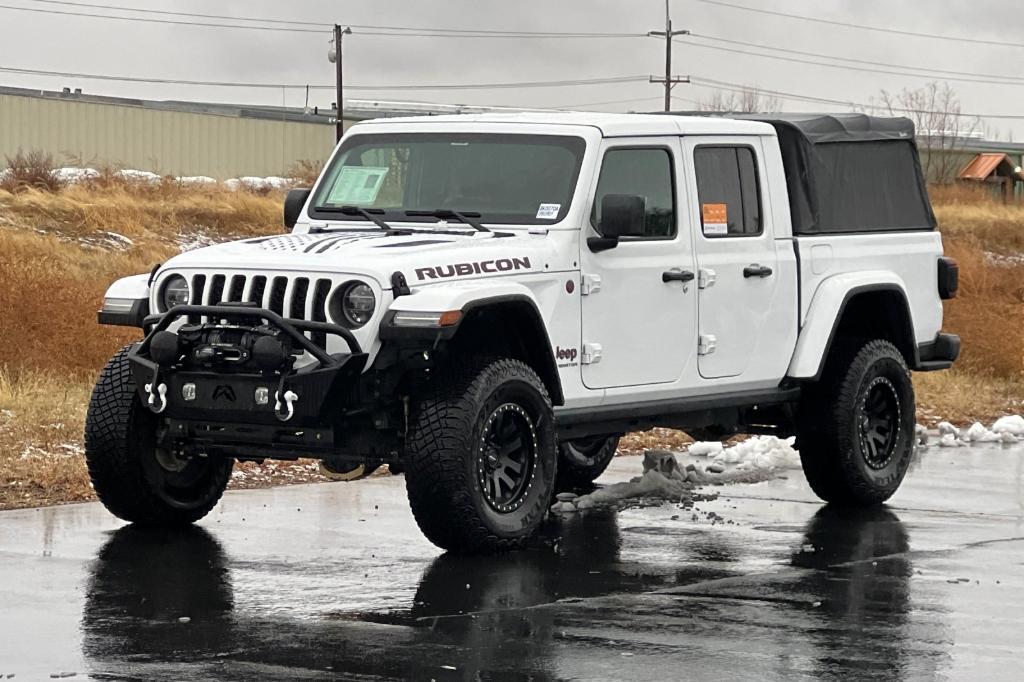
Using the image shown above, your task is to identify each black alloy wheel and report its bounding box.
[858,377,901,470]
[476,403,539,514]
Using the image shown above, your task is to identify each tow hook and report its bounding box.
[143,369,168,414]
[275,390,299,422]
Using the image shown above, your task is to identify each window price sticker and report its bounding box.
[702,203,728,235]
[327,166,390,205]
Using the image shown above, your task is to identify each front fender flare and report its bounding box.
[382,281,563,404]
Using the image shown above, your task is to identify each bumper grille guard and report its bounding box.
[134,304,364,421]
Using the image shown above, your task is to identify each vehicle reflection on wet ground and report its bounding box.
[1,445,1022,680]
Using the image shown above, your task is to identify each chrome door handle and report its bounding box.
[743,264,773,278]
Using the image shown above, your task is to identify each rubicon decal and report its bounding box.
[415,257,531,281]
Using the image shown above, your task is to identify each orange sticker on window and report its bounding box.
[702,203,728,235]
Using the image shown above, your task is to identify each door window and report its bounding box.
[693,146,762,237]
[591,148,675,238]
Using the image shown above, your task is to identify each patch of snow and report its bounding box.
[991,415,1024,436]
[223,178,242,191]
[177,231,217,252]
[962,422,1002,443]
[688,441,724,457]
[984,251,1024,268]
[937,433,963,448]
[55,167,99,182]
[715,436,802,471]
[937,421,959,438]
[116,169,161,183]
[177,175,217,185]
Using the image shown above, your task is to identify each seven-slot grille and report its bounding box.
[184,273,347,349]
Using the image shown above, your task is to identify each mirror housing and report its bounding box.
[283,188,312,229]
[588,194,646,252]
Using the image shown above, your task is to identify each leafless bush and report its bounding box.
[872,82,979,184]
[697,87,781,114]
[1,149,65,193]
[287,159,324,186]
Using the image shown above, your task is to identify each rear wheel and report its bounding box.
[404,358,557,553]
[796,339,915,505]
[555,435,619,491]
[85,346,232,525]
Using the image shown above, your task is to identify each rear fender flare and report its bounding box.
[788,272,913,380]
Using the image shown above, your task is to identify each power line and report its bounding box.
[690,33,1024,83]
[688,76,1024,120]
[678,37,1024,86]
[696,0,1024,49]
[0,65,647,91]
[5,0,646,37]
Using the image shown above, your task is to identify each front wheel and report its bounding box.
[403,358,557,553]
[84,346,233,525]
[796,339,916,506]
[555,435,619,490]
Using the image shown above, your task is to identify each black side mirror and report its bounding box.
[588,194,647,252]
[284,188,312,229]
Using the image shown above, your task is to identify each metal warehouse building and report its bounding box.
[0,86,349,179]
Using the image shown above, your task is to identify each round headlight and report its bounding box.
[331,281,375,328]
[161,275,190,311]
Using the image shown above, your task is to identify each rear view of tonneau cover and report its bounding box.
[735,113,936,236]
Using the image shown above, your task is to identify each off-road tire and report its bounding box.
[555,436,619,491]
[85,346,233,525]
[796,339,915,505]
[404,357,557,553]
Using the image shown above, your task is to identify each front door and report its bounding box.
[580,139,697,389]
[684,138,781,379]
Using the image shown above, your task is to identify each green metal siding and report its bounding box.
[0,93,348,178]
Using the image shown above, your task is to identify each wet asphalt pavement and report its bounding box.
[2,445,1023,681]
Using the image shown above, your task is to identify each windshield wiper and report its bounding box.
[312,205,408,234]
[405,209,490,233]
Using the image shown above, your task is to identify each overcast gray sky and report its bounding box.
[2,0,1023,138]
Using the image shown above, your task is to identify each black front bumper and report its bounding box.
[128,304,367,426]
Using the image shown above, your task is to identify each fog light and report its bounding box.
[254,387,270,405]
[182,383,197,401]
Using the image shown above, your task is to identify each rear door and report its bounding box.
[684,138,780,379]
[580,138,697,389]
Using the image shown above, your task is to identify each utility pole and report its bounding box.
[649,0,689,112]
[329,24,352,142]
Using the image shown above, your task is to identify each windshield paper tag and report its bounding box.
[327,166,389,205]
[702,203,728,235]
[536,203,561,220]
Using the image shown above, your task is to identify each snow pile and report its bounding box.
[552,436,801,514]
[934,416,1021,447]
[55,167,100,182]
[708,436,802,472]
[177,175,217,186]
[225,175,293,192]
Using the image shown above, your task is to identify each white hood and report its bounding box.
[161,228,556,287]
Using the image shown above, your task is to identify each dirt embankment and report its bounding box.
[1,177,1022,510]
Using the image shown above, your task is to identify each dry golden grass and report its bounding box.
[0,178,1022,509]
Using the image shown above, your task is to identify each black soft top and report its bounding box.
[681,112,937,235]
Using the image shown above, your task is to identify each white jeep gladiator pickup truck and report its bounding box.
[87,111,960,552]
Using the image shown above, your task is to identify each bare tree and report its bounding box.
[872,82,979,184]
[697,86,781,114]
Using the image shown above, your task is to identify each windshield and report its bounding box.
[309,133,586,225]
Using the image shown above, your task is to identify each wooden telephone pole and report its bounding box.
[649,0,689,111]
